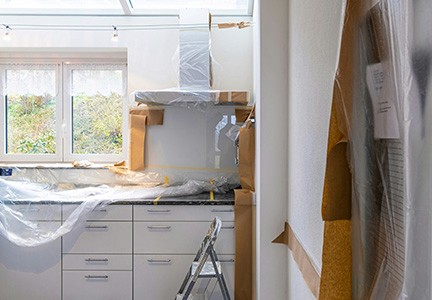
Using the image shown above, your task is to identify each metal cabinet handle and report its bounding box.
[85,275,109,279]
[147,225,171,230]
[95,209,107,212]
[221,226,235,230]
[147,209,171,213]
[147,259,172,263]
[219,259,235,263]
[16,207,40,212]
[85,258,109,262]
[85,225,109,229]
[211,209,234,213]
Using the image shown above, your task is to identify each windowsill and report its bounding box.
[0,162,112,169]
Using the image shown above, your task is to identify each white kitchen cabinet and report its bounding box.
[0,221,61,300]
[63,270,132,300]
[134,254,235,300]
[62,205,133,300]
[134,204,235,300]
[134,221,235,254]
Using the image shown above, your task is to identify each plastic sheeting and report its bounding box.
[334,0,431,299]
[0,173,236,247]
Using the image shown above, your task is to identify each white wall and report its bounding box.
[0,15,252,92]
[287,0,344,299]
[255,0,289,298]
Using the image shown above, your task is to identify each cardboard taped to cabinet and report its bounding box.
[234,189,254,300]
[238,107,255,191]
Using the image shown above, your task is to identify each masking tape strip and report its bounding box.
[273,222,321,298]
[154,195,161,205]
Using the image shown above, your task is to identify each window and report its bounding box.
[0,60,127,163]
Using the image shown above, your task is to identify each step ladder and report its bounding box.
[176,217,231,300]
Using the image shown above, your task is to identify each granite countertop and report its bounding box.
[1,191,235,206]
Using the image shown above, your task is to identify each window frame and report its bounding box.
[0,57,127,163]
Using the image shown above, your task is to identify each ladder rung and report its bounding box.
[191,261,222,277]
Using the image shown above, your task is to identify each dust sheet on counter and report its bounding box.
[0,174,235,247]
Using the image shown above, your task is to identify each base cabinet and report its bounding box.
[0,223,61,300]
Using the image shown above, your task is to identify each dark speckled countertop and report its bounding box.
[2,191,235,205]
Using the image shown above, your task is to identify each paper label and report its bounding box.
[366,63,400,139]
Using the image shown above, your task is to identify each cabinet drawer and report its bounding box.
[134,254,195,300]
[62,204,132,221]
[8,204,61,221]
[63,222,132,254]
[134,205,234,221]
[134,222,235,254]
[63,254,132,271]
[63,271,132,300]
[134,254,235,300]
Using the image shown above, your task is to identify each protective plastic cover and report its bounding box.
[0,170,236,247]
[334,0,431,299]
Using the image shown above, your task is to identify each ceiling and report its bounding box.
[0,0,253,16]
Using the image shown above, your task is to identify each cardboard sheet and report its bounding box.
[234,189,254,300]
[218,91,250,105]
[129,114,147,171]
[319,220,351,300]
[273,222,321,298]
[129,107,165,125]
[238,107,255,191]
[235,107,253,123]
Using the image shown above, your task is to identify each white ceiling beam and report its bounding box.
[118,0,132,15]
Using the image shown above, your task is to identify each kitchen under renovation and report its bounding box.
[1,0,432,299]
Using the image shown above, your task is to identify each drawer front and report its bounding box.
[63,271,132,300]
[134,254,195,300]
[62,204,132,221]
[63,254,132,271]
[134,205,234,221]
[63,222,132,254]
[9,204,61,221]
[134,222,235,254]
[134,255,235,300]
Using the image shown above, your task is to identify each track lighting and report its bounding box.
[111,25,118,42]
[3,25,11,41]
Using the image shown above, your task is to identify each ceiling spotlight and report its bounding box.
[112,26,118,42]
[3,25,11,41]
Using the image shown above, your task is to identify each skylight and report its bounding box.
[0,0,253,15]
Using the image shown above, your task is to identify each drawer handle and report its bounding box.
[85,258,109,262]
[16,207,41,212]
[147,259,172,264]
[85,275,109,279]
[85,225,109,229]
[221,226,235,230]
[219,259,235,263]
[95,209,107,212]
[147,209,171,213]
[147,225,171,230]
[211,209,234,213]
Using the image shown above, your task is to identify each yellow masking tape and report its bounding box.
[154,195,161,205]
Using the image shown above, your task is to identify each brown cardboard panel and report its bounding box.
[234,189,254,300]
[322,141,351,221]
[238,122,255,191]
[235,107,253,123]
[129,114,147,171]
[319,220,351,300]
[129,107,164,125]
[273,222,321,298]
[218,91,249,105]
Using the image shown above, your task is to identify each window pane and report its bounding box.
[6,69,57,154]
[71,68,124,155]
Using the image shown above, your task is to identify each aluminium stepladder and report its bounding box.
[176,217,231,300]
